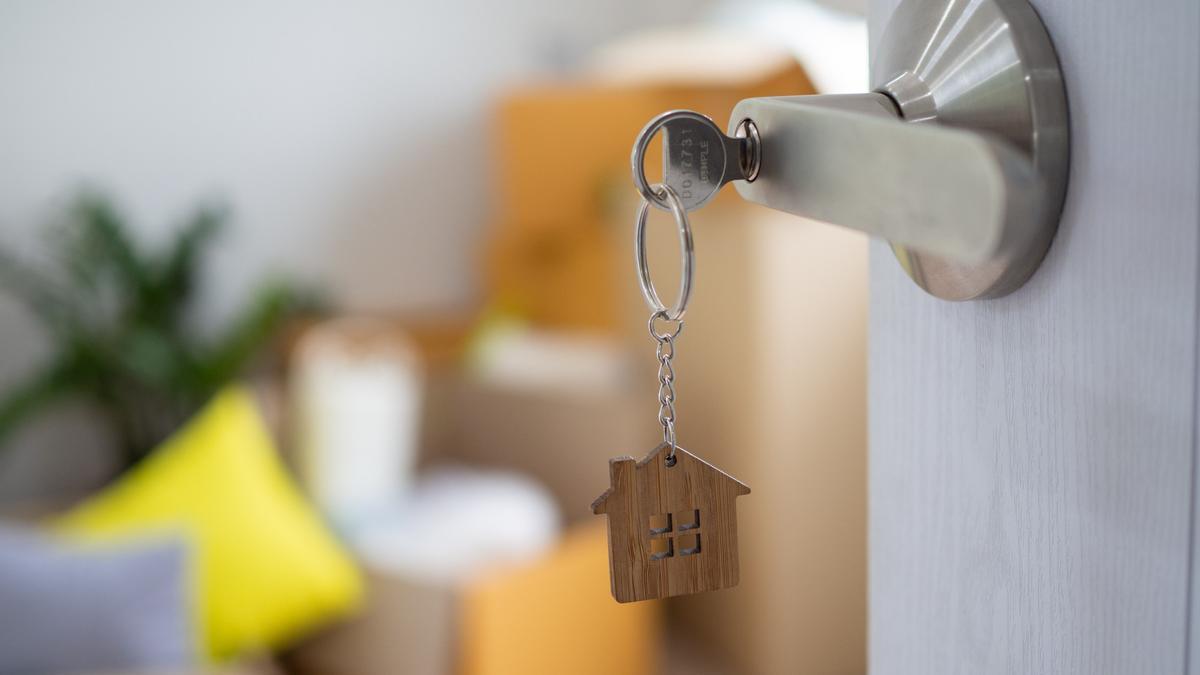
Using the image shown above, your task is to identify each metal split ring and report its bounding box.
[734,117,761,182]
[635,184,694,322]
[648,310,683,342]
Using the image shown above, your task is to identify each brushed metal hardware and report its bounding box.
[729,0,1069,300]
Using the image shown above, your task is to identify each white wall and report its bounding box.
[0,0,704,499]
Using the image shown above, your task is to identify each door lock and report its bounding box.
[729,0,1068,300]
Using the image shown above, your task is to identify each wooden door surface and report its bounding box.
[867,0,1200,672]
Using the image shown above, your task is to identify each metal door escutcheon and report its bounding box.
[729,0,1069,300]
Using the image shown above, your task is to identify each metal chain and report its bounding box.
[649,311,683,466]
[632,113,760,466]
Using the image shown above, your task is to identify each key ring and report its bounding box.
[590,106,754,604]
[631,110,722,211]
[635,183,694,322]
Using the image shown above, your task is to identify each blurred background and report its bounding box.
[0,1,869,673]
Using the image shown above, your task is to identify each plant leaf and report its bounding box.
[0,359,76,453]
[156,204,225,323]
[72,195,148,296]
[195,283,296,391]
[0,245,77,331]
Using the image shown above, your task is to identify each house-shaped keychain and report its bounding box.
[591,443,751,603]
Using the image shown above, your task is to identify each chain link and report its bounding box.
[649,311,683,465]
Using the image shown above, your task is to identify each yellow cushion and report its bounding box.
[56,386,364,661]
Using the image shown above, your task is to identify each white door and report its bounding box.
[867,0,1200,673]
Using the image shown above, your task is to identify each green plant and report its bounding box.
[0,193,319,468]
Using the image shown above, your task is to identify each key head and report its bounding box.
[633,111,748,211]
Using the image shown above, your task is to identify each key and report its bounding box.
[632,110,759,212]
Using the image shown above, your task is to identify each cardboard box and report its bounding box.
[279,317,655,674]
[282,568,456,675]
[613,195,870,675]
[460,523,660,675]
[285,525,659,675]
[484,60,815,332]
[421,366,646,524]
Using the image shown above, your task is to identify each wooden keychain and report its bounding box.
[592,111,756,604]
